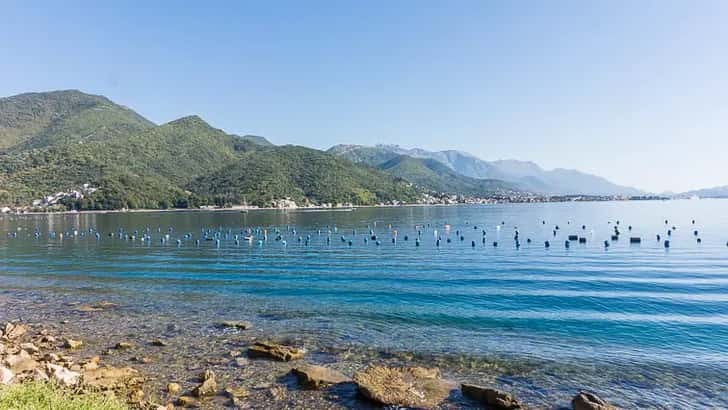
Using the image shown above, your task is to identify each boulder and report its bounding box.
[47,363,81,387]
[354,366,453,408]
[461,384,522,409]
[83,366,143,390]
[3,322,28,340]
[151,339,169,347]
[247,341,304,361]
[572,391,617,410]
[19,342,40,354]
[215,320,252,330]
[5,350,40,373]
[192,369,217,397]
[292,364,349,389]
[0,366,13,385]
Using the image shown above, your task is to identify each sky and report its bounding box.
[1,1,726,193]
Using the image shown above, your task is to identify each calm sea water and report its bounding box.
[2,200,728,407]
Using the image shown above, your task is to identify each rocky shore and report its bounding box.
[0,300,619,410]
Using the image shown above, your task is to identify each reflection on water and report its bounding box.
[2,200,728,407]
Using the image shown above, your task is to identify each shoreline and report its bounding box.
[2,196,699,217]
[0,296,631,410]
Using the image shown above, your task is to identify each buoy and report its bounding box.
[629,237,641,244]
[471,240,475,247]
[564,240,569,248]
[664,240,670,248]
[604,240,610,248]
[493,241,498,247]
[694,230,699,236]
[656,234,661,241]
[578,237,587,244]
[697,238,702,243]
[545,241,550,248]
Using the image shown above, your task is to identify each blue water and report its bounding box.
[2,200,728,407]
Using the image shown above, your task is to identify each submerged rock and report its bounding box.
[64,338,83,349]
[166,382,181,394]
[572,391,617,410]
[225,385,250,399]
[215,320,252,330]
[177,396,197,407]
[461,384,522,409]
[82,366,143,390]
[353,366,452,408]
[292,364,349,389]
[114,341,134,350]
[247,341,305,361]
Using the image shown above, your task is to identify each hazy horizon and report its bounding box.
[2,1,726,193]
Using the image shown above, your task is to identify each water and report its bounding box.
[2,200,728,407]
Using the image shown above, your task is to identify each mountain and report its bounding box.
[376,155,518,196]
[328,144,643,196]
[677,186,728,198]
[235,134,273,146]
[0,91,418,209]
[0,90,154,151]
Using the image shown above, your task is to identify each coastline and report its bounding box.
[0,295,626,409]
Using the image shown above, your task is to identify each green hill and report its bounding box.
[0,90,154,151]
[0,90,420,209]
[377,155,518,196]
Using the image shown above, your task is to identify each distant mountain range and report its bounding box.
[1,90,719,211]
[328,144,644,196]
[676,186,728,199]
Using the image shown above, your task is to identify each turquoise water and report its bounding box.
[2,200,728,407]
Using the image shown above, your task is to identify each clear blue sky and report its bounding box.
[2,1,726,193]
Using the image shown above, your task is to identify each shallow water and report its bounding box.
[2,200,728,408]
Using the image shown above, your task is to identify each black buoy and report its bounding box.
[694,230,699,236]
[657,234,661,241]
[493,241,498,247]
[526,238,532,243]
[697,238,702,243]
[564,240,569,248]
[604,240,610,248]
[471,240,476,247]
[664,240,670,248]
[545,240,550,248]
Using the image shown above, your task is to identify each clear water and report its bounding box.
[2,200,728,407]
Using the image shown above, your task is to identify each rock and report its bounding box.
[5,350,40,373]
[215,320,252,330]
[225,386,250,399]
[44,353,61,362]
[292,364,349,389]
[94,301,117,309]
[81,356,101,371]
[0,366,14,385]
[33,368,49,382]
[47,363,81,387]
[192,369,217,397]
[130,389,145,402]
[572,391,617,410]
[115,342,134,350]
[76,305,103,312]
[177,396,197,407]
[64,338,83,349]
[228,350,241,357]
[3,322,28,340]
[19,342,40,354]
[461,384,522,409]
[152,339,169,347]
[354,366,452,408]
[234,357,249,367]
[247,341,305,361]
[167,382,182,394]
[83,366,143,390]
